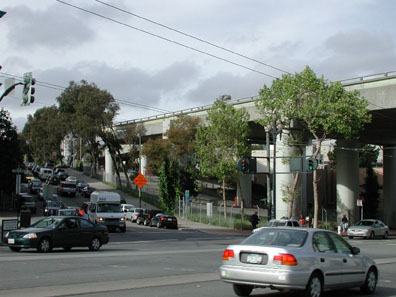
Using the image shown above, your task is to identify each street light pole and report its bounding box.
[138,133,142,208]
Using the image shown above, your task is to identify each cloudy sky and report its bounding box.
[1,0,395,131]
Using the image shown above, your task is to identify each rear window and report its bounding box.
[242,228,308,247]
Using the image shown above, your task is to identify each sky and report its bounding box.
[1,0,395,132]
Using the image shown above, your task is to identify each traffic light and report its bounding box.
[22,72,35,105]
[237,157,256,174]
[306,158,318,171]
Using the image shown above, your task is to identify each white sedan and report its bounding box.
[219,227,377,297]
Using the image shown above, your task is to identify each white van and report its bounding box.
[39,168,53,181]
[88,191,126,232]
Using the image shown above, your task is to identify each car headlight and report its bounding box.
[23,233,37,239]
[96,217,104,222]
[120,217,126,221]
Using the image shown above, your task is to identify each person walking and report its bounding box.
[341,215,348,233]
[250,212,260,229]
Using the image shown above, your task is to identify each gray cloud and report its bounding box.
[6,5,96,50]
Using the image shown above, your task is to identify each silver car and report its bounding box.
[219,227,377,297]
[347,219,389,239]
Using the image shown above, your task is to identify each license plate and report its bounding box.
[168,218,172,221]
[8,238,15,244]
[247,254,262,264]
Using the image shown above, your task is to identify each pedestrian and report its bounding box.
[78,208,89,220]
[341,214,348,233]
[250,212,260,229]
[307,213,313,228]
[299,214,305,226]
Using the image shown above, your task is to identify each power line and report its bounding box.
[55,0,278,79]
[94,0,291,75]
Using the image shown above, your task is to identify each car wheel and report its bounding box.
[144,220,149,226]
[304,272,323,297]
[89,237,101,251]
[233,284,253,297]
[9,247,22,252]
[63,247,72,251]
[37,238,52,253]
[360,267,377,294]
[383,231,389,239]
[157,222,161,228]
[369,231,375,239]
[120,226,126,233]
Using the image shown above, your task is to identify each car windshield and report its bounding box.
[47,201,61,207]
[355,220,375,226]
[58,210,76,216]
[97,203,121,213]
[31,217,62,229]
[23,197,34,202]
[242,228,308,247]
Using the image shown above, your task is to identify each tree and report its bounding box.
[255,66,371,227]
[158,159,181,213]
[0,109,23,202]
[361,167,381,219]
[195,97,250,219]
[57,81,119,177]
[22,106,67,164]
[359,145,380,168]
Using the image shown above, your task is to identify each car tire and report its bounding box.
[233,284,253,297]
[303,272,323,297]
[63,247,72,251]
[9,247,22,252]
[360,267,377,294]
[37,238,52,253]
[120,227,126,233]
[383,231,389,239]
[144,220,149,226]
[369,231,375,239]
[89,237,101,251]
[157,222,161,228]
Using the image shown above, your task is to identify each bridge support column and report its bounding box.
[275,132,298,219]
[104,148,114,183]
[336,140,359,224]
[237,174,252,208]
[383,147,396,228]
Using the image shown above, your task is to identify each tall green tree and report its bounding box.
[57,81,119,177]
[0,109,23,202]
[256,66,371,227]
[22,106,67,164]
[158,159,181,213]
[361,167,381,218]
[195,97,250,218]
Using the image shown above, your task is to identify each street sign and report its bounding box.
[185,190,190,204]
[12,168,25,174]
[357,199,363,207]
[133,173,147,189]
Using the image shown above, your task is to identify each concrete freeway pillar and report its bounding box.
[383,147,396,228]
[104,148,114,183]
[336,140,359,224]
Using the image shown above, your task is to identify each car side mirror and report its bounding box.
[351,246,360,255]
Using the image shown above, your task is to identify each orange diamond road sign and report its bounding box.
[133,173,147,189]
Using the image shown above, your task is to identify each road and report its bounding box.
[1,221,396,297]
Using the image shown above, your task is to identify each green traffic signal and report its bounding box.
[306,158,318,171]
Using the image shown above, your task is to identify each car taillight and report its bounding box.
[223,249,235,261]
[273,253,297,266]
[173,218,177,222]
[160,217,166,221]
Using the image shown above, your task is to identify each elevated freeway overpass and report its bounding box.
[110,71,396,227]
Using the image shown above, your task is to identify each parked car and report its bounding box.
[125,208,145,222]
[57,182,77,197]
[76,181,89,192]
[252,218,300,233]
[66,176,78,184]
[3,216,109,252]
[28,179,42,194]
[19,193,37,214]
[46,174,60,185]
[81,185,95,198]
[138,209,163,226]
[220,227,378,297]
[150,213,178,229]
[121,203,135,213]
[347,219,389,239]
[57,171,69,181]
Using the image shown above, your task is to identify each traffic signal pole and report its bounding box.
[0,82,23,102]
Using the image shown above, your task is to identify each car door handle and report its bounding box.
[343,259,347,263]
[320,258,325,262]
